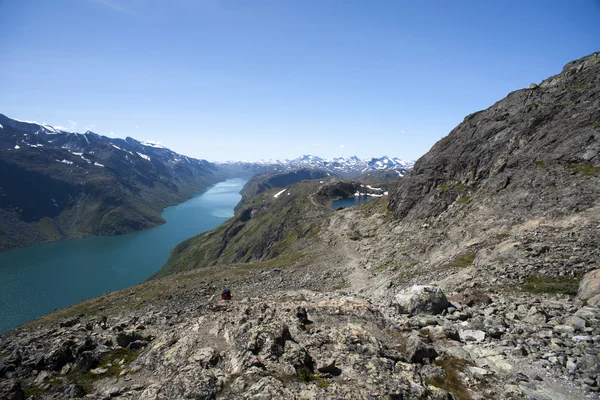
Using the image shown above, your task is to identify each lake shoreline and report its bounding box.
[0,178,247,334]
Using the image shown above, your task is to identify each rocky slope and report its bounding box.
[1,52,600,400]
[0,115,221,252]
[156,173,391,278]
[236,168,331,209]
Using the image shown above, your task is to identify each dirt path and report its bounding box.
[324,209,376,293]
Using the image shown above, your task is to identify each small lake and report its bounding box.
[331,196,375,210]
[0,178,246,334]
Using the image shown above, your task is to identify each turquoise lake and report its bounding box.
[0,178,246,333]
[331,196,374,210]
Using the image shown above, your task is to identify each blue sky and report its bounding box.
[1,0,598,162]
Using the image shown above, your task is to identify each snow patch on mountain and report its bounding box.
[273,189,287,198]
[140,140,165,148]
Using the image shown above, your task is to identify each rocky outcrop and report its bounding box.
[579,269,600,306]
[389,52,600,227]
[395,285,449,315]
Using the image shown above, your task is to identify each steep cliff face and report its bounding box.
[389,52,600,226]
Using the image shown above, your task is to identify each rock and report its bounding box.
[189,347,219,368]
[588,294,600,308]
[566,316,586,331]
[74,351,99,372]
[572,335,592,343]
[108,386,121,397]
[448,291,492,307]
[128,340,149,351]
[469,366,493,376]
[404,334,438,364]
[525,306,547,325]
[59,316,80,328]
[487,325,506,339]
[64,383,86,398]
[90,367,108,375]
[459,330,486,342]
[553,325,575,334]
[511,345,528,357]
[296,307,310,325]
[4,382,25,400]
[45,345,74,371]
[34,370,49,385]
[420,364,445,381]
[567,360,577,374]
[316,358,337,373]
[395,285,449,315]
[578,269,600,303]
[116,331,144,348]
[408,314,439,328]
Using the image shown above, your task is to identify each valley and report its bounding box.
[0,179,246,334]
[0,52,599,400]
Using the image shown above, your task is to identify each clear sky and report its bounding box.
[1,0,598,162]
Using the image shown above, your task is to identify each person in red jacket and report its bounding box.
[221,287,232,301]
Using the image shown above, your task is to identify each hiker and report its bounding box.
[221,287,232,301]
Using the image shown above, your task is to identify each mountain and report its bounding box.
[217,155,414,179]
[2,53,600,400]
[0,114,220,252]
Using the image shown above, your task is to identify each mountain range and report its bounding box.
[218,155,414,179]
[0,113,413,252]
[0,114,221,252]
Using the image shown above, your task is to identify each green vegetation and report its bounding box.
[69,348,141,393]
[522,275,580,295]
[425,358,474,400]
[592,122,600,131]
[157,179,329,278]
[565,163,600,176]
[436,183,451,192]
[535,161,545,168]
[494,233,511,239]
[297,367,329,388]
[440,252,476,269]
[456,195,471,204]
[23,384,42,398]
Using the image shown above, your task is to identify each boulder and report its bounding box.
[566,316,586,331]
[578,269,600,304]
[395,285,449,315]
[116,331,145,348]
[525,306,547,325]
[404,334,438,364]
[588,294,600,308]
[459,330,486,342]
[45,346,74,371]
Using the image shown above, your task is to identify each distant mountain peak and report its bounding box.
[217,154,414,179]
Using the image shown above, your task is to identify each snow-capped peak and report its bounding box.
[140,140,165,149]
